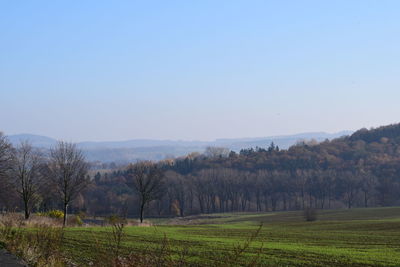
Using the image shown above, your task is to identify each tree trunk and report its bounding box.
[264,197,269,212]
[179,198,185,217]
[256,194,261,212]
[282,194,287,210]
[211,196,216,213]
[24,207,30,220]
[347,192,353,209]
[271,196,277,211]
[328,190,332,209]
[140,201,145,223]
[220,199,224,213]
[63,203,68,227]
[24,199,30,220]
[364,191,368,207]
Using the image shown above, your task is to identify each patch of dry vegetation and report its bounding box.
[0,213,66,266]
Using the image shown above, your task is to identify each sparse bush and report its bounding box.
[91,215,190,267]
[99,233,190,267]
[107,215,126,261]
[91,215,127,266]
[77,211,86,220]
[303,208,317,221]
[209,223,264,266]
[75,215,83,226]
[67,215,83,226]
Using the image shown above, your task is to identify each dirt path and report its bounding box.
[0,250,26,267]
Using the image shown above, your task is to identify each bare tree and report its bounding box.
[166,171,186,217]
[0,133,14,206]
[204,147,230,158]
[48,142,89,226]
[337,171,361,209]
[0,133,14,180]
[127,161,165,223]
[13,141,44,219]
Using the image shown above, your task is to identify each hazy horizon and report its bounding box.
[2,1,400,141]
[6,129,353,143]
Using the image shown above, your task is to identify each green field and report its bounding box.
[63,207,400,266]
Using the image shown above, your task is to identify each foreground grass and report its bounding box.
[61,207,400,266]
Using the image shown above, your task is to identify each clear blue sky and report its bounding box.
[1,1,399,141]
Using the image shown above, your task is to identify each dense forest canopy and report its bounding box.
[1,123,400,219]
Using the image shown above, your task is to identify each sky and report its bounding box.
[1,1,400,142]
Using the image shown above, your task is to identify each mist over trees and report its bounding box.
[1,124,400,220]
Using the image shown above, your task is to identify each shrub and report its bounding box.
[47,210,65,219]
[66,215,83,226]
[75,215,83,226]
[208,223,264,266]
[303,208,317,221]
[37,210,64,219]
[77,211,86,220]
[91,215,127,266]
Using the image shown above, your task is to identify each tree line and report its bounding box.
[1,123,400,221]
[0,133,165,224]
[0,136,90,225]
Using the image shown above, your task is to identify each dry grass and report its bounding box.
[0,213,67,266]
[0,213,63,227]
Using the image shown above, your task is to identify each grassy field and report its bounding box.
[62,207,400,266]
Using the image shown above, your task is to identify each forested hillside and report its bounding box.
[81,124,400,217]
[1,124,400,219]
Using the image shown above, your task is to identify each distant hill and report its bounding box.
[6,131,352,163]
[350,124,400,143]
[7,134,57,148]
